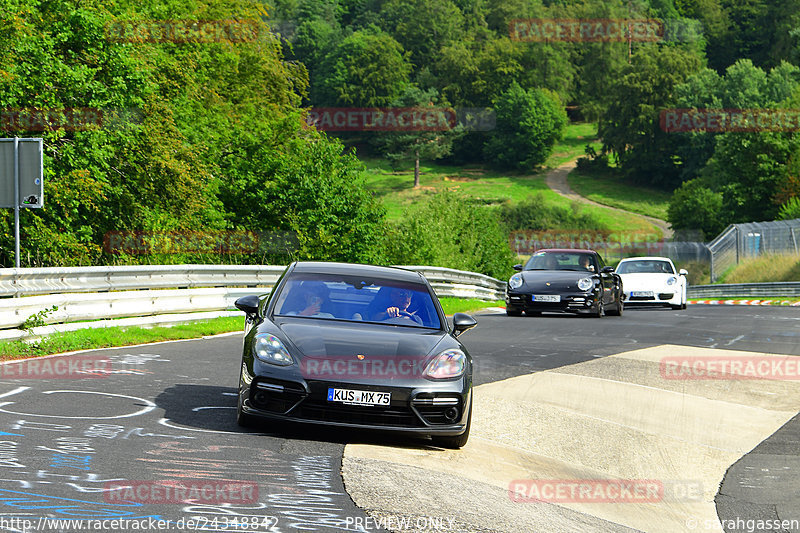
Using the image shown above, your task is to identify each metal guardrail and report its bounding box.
[0,264,286,296]
[0,264,506,330]
[688,282,800,299]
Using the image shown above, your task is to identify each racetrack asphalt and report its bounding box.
[0,304,797,532]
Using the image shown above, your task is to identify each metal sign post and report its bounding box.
[14,137,19,268]
[0,137,44,268]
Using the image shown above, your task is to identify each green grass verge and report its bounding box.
[546,122,602,168]
[439,297,504,314]
[567,169,672,221]
[0,299,504,359]
[0,316,245,359]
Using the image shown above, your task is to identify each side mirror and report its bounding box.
[235,295,260,316]
[513,264,523,271]
[601,266,615,273]
[452,313,477,337]
[679,269,688,276]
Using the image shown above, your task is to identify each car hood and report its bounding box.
[619,273,677,290]
[274,318,449,360]
[516,270,594,290]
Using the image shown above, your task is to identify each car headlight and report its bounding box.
[509,274,523,290]
[253,334,294,366]
[425,349,466,379]
[577,277,594,291]
[667,276,677,285]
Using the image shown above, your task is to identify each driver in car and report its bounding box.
[374,288,422,324]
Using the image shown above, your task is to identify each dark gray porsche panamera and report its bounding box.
[505,249,624,318]
[233,261,477,448]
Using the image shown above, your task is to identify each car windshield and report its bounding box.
[272,272,441,329]
[617,260,674,274]
[524,252,596,272]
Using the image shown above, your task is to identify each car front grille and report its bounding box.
[291,399,421,427]
[411,394,462,425]
[250,379,307,414]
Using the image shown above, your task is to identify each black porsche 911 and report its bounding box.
[233,261,477,448]
[505,249,624,317]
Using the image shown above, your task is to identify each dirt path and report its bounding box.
[545,160,673,239]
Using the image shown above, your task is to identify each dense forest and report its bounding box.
[2,0,800,275]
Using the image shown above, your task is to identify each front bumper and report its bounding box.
[623,290,680,306]
[240,375,470,437]
[506,290,599,314]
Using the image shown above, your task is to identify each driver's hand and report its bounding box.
[300,302,321,316]
[385,306,400,318]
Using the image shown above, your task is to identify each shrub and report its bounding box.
[483,83,567,171]
[778,197,800,220]
[667,179,726,240]
[384,191,516,280]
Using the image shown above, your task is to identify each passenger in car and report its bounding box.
[289,284,335,318]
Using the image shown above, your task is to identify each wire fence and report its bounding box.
[511,219,800,282]
[708,218,800,282]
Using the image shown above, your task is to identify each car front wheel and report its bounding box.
[607,298,623,316]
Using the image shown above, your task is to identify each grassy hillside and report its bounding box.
[568,169,672,221]
[721,254,800,283]
[360,123,662,237]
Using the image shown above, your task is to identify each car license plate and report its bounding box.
[631,291,654,297]
[327,388,391,406]
[532,294,560,302]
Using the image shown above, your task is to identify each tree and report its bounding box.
[370,87,463,187]
[599,44,703,187]
[483,83,567,171]
[315,28,412,107]
[379,0,465,68]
